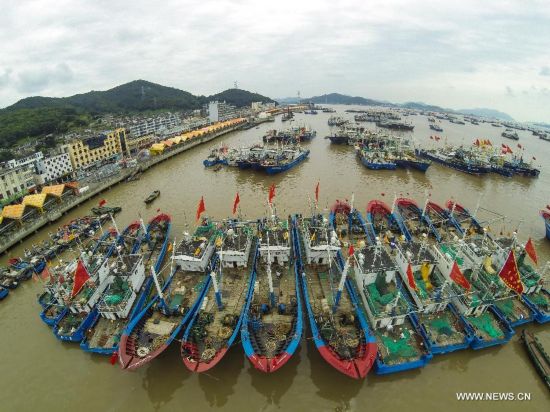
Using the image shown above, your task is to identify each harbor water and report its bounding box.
[1,107,549,411]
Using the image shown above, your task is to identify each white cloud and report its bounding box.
[1,0,550,121]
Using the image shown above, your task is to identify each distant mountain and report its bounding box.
[457,108,514,121]
[305,93,386,106]
[209,89,275,107]
[400,101,450,112]
[0,80,274,149]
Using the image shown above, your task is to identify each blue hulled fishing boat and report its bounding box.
[181,220,258,372]
[241,216,303,373]
[118,218,220,370]
[80,214,171,355]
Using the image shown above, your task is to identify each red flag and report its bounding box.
[232,192,240,215]
[406,263,417,290]
[449,261,471,291]
[268,184,275,205]
[348,244,355,256]
[99,199,106,207]
[474,139,480,146]
[71,260,90,298]
[498,250,524,294]
[59,274,65,284]
[525,238,538,265]
[196,196,206,221]
[40,266,50,281]
[314,182,319,203]
[109,352,119,366]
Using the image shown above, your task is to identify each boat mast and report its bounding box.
[150,265,166,311]
[211,237,224,310]
[265,227,276,307]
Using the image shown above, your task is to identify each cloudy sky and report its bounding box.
[1,0,550,121]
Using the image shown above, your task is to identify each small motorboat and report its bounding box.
[144,190,160,204]
[0,286,8,301]
[521,330,550,390]
[91,206,122,216]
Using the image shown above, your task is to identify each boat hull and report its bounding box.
[522,289,550,324]
[264,150,309,174]
[53,308,99,343]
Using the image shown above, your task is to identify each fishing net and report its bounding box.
[467,312,503,339]
[529,293,549,308]
[495,299,514,317]
[379,329,417,359]
[439,244,464,266]
[367,283,395,308]
[428,317,454,336]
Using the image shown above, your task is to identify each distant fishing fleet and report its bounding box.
[14,184,547,380]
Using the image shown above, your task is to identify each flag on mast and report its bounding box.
[449,261,471,291]
[315,182,320,203]
[71,260,91,298]
[524,238,538,265]
[196,196,206,221]
[498,250,524,294]
[232,192,240,215]
[268,184,276,204]
[406,263,417,290]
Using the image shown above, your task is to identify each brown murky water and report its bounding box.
[1,107,550,411]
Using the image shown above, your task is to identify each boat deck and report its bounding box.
[375,317,428,365]
[86,317,126,350]
[248,263,297,358]
[417,308,468,348]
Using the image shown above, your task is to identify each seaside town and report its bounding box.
[2,1,550,411]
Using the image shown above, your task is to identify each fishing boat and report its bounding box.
[329,199,374,247]
[352,241,433,373]
[241,216,303,373]
[429,124,443,132]
[416,148,490,176]
[436,241,518,343]
[376,120,414,131]
[542,209,550,240]
[516,256,550,325]
[144,190,160,204]
[328,116,346,127]
[294,213,377,379]
[393,152,431,172]
[366,199,411,244]
[445,200,483,237]
[394,242,473,354]
[261,147,310,175]
[181,220,258,372]
[203,147,229,167]
[521,330,550,390]
[357,149,397,170]
[0,286,8,300]
[52,230,119,342]
[393,198,441,242]
[0,271,18,290]
[91,206,122,216]
[80,214,171,355]
[502,130,519,140]
[118,219,220,370]
[423,201,463,240]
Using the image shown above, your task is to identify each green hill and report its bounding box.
[0,80,274,148]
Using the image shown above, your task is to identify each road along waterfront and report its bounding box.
[1,106,549,411]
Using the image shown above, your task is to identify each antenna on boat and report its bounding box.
[266,227,276,307]
[391,193,397,215]
[109,214,120,236]
[211,237,224,310]
[151,265,166,311]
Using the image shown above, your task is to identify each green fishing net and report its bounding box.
[467,312,503,339]
[429,317,454,336]
[379,329,417,359]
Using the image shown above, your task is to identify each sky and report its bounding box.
[1,0,550,122]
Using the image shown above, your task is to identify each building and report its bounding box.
[5,152,44,170]
[126,112,182,138]
[208,101,240,123]
[0,166,33,202]
[125,133,156,154]
[36,153,74,184]
[62,128,126,170]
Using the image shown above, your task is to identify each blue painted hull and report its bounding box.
[522,289,550,324]
[53,308,99,343]
[40,305,68,327]
[395,159,431,172]
[417,150,489,175]
[465,307,515,350]
[360,156,397,170]
[545,221,550,240]
[0,288,8,300]
[416,304,473,355]
[264,150,309,174]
